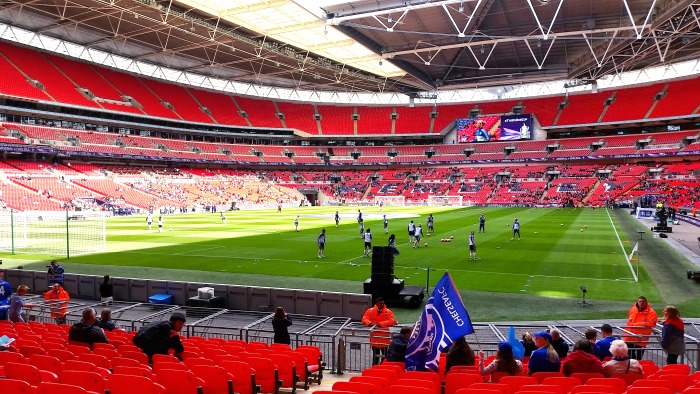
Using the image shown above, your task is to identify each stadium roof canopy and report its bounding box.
[2,0,700,99]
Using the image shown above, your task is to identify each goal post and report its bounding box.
[0,210,106,258]
[373,196,406,207]
[427,195,464,206]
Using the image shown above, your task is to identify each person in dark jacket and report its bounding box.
[386,326,412,362]
[446,336,475,372]
[133,313,186,362]
[660,305,685,364]
[97,308,117,331]
[562,339,603,376]
[68,308,108,349]
[272,307,293,345]
[550,329,569,359]
[521,331,537,357]
[99,275,113,304]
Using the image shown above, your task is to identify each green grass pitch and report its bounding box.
[5,207,696,320]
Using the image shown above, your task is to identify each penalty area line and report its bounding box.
[606,207,638,282]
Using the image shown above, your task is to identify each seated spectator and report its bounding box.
[386,326,412,362]
[594,323,617,360]
[550,329,569,359]
[562,339,603,376]
[479,341,523,377]
[528,331,560,375]
[97,308,117,331]
[68,308,108,349]
[521,331,536,357]
[602,340,643,377]
[446,336,475,372]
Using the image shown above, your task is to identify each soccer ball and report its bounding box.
[560,223,564,226]
[169,228,172,231]
[424,243,429,247]
[450,235,454,239]
[580,229,584,232]
[584,225,588,228]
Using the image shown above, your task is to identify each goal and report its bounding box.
[374,196,406,207]
[0,210,106,257]
[427,195,464,206]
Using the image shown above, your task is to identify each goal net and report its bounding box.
[0,211,106,257]
[427,195,464,206]
[374,196,406,207]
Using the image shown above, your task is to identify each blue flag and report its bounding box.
[508,326,525,360]
[405,272,474,371]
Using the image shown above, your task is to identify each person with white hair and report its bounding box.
[601,340,643,377]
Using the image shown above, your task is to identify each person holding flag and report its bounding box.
[405,271,475,371]
[362,297,397,365]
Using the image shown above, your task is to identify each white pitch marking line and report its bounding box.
[605,207,638,282]
[172,245,225,255]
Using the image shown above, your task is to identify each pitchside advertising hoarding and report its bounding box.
[456,114,532,143]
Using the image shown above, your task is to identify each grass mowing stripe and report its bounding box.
[606,207,637,282]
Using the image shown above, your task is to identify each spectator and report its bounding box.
[446,336,476,372]
[0,270,12,320]
[362,297,397,365]
[272,307,292,345]
[97,308,118,332]
[133,313,186,362]
[521,331,536,357]
[602,340,643,377]
[660,305,685,365]
[99,275,113,304]
[528,331,560,375]
[594,323,617,360]
[68,308,108,349]
[47,260,64,285]
[550,329,569,359]
[623,296,658,360]
[562,339,603,376]
[8,285,34,323]
[44,283,70,325]
[479,341,523,377]
[386,326,412,362]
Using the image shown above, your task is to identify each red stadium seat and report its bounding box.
[584,377,625,394]
[30,354,64,378]
[108,374,167,394]
[154,369,205,394]
[445,372,484,394]
[570,372,605,384]
[0,378,35,394]
[541,376,582,393]
[465,383,510,394]
[219,360,257,394]
[4,361,59,386]
[246,357,281,394]
[333,381,377,394]
[37,382,89,394]
[60,370,106,393]
[189,365,234,394]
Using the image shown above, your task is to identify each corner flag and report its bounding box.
[405,271,474,371]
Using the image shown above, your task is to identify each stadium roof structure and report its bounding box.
[2,0,700,96]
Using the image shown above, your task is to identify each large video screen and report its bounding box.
[457,114,532,143]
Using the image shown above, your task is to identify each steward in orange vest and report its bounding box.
[44,283,70,325]
[362,297,398,365]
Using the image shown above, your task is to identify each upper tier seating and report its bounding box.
[357,106,393,135]
[317,105,355,135]
[0,51,50,101]
[522,96,562,127]
[556,92,609,125]
[432,104,470,132]
[649,77,700,118]
[0,42,98,108]
[188,89,248,126]
[394,106,434,134]
[277,102,318,134]
[0,182,65,211]
[601,83,664,122]
[93,66,180,120]
[43,53,144,115]
[236,96,284,129]
[140,78,212,123]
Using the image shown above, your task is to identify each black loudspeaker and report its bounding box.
[371,246,394,275]
[659,233,668,238]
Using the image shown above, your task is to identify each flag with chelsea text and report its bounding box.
[405,271,474,371]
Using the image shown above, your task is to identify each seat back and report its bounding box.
[60,370,105,393]
[219,361,256,394]
[5,361,43,385]
[29,354,63,377]
[190,365,233,394]
[246,357,280,394]
[570,372,605,384]
[626,387,672,394]
[541,376,582,393]
[333,381,376,394]
[386,384,433,394]
[108,374,162,394]
[444,372,483,394]
[464,383,510,394]
[532,371,564,383]
[0,351,28,366]
[499,376,538,392]
[155,369,203,394]
[585,377,625,394]
[113,365,155,380]
[37,382,88,394]
[0,378,34,393]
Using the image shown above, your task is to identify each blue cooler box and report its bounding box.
[148,293,173,305]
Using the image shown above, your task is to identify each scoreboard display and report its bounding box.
[457,114,532,143]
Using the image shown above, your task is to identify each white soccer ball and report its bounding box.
[580,229,584,232]
[560,223,564,226]
[169,228,172,231]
